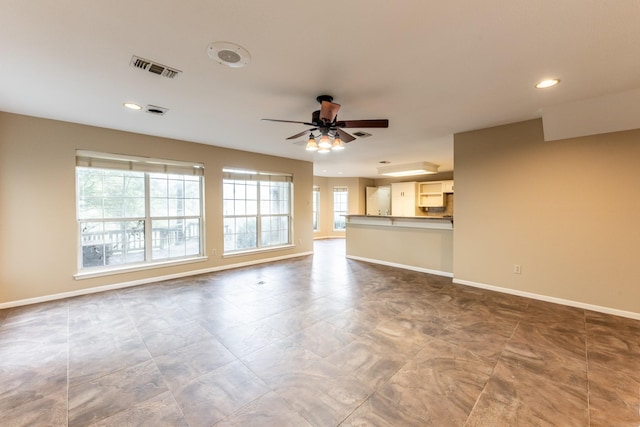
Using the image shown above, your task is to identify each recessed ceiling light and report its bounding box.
[535,79,560,89]
[123,102,142,110]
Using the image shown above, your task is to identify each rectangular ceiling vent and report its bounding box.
[353,131,372,138]
[130,56,182,79]
[145,105,169,116]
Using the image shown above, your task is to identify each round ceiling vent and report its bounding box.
[207,42,251,68]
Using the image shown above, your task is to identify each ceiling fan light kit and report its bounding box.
[304,134,345,152]
[378,161,439,177]
[262,95,389,152]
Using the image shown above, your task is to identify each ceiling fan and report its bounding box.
[261,95,389,151]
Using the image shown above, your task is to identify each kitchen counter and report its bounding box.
[346,214,453,230]
[345,214,453,276]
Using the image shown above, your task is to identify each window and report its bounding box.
[76,151,204,272]
[223,169,292,253]
[333,187,348,230]
[312,186,320,232]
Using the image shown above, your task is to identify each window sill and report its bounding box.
[74,256,208,280]
[223,244,295,258]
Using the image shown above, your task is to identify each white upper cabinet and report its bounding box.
[391,180,454,214]
[418,180,454,208]
[391,182,419,216]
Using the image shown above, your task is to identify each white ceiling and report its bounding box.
[2,1,639,178]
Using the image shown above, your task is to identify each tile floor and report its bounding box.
[1,239,639,426]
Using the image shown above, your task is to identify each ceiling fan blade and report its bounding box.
[319,101,341,122]
[336,128,356,143]
[335,119,389,128]
[286,128,317,140]
[262,118,315,126]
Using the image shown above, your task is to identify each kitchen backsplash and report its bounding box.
[422,193,454,217]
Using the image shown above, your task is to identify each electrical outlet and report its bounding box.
[514,264,521,274]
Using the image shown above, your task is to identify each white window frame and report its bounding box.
[333,186,348,231]
[75,150,206,278]
[312,186,320,232]
[223,168,293,255]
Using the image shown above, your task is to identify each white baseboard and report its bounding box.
[453,278,640,320]
[346,255,453,278]
[0,251,313,309]
[6,252,638,321]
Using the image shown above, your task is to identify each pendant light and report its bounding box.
[305,133,319,151]
[331,135,345,150]
[318,134,332,149]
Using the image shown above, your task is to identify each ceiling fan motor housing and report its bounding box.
[316,94,334,104]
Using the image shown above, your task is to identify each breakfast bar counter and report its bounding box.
[345,215,453,277]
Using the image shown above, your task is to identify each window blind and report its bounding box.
[76,150,204,176]
[222,168,292,182]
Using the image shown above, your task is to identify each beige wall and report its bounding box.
[0,112,314,304]
[312,176,373,238]
[347,225,453,274]
[454,118,640,314]
[7,111,637,314]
